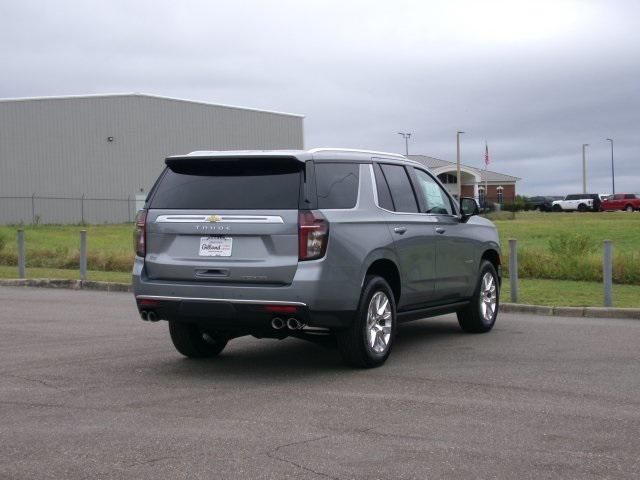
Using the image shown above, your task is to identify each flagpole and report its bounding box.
[484,141,489,207]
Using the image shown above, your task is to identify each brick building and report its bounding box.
[409,154,519,205]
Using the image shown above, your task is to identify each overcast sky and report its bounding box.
[2,0,638,195]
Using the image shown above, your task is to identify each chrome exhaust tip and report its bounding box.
[271,317,285,329]
[147,311,158,322]
[286,318,303,330]
[140,310,148,321]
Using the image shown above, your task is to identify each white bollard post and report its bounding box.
[603,240,613,307]
[509,239,518,303]
[80,230,87,281]
[17,229,26,279]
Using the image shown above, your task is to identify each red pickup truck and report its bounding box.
[601,193,640,212]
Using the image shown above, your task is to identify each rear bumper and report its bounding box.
[132,257,359,328]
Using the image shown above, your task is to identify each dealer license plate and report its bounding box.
[199,236,233,257]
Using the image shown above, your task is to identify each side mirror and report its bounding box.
[460,197,479,218]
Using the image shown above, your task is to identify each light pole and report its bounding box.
[397,132,411,156]
[582,143,589,193]
[456,131,465,199]
[606,138,615,195]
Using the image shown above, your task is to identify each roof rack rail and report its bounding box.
[308,148,406,159]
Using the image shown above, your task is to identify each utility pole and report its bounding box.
[582,143,589,193]
[456,131,465,199]
[397,132,411,156]
[606,138,615,195]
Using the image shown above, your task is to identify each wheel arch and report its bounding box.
[481,248,501,282]
[363,257,401,306]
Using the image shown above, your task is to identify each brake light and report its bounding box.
[134,209,147,257]
[298,210,329,261]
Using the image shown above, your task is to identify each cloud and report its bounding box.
[1,0,638,195]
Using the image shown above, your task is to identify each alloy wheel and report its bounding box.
[366,291,392,353]
[479,272,497,323]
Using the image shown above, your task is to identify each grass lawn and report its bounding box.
[0,224,133,271]
[0,212,639,296]
[490,210,640,251]
[501,277,640,308]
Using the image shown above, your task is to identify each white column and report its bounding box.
[473,182,479,202]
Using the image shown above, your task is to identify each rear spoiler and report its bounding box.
[165,154,306,169]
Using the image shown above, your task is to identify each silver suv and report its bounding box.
[133,148,501,367]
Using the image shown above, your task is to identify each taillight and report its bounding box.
[134,209,147,257]
[298,210,329,261]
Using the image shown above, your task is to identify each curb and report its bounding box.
[0,278,132,293]
[501,302,640,320]
[1,279,639,320]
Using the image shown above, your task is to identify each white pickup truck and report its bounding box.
[552,194,602,212]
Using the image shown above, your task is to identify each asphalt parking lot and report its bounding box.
[1,287,639,479]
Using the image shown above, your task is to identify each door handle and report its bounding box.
[435,227,446,234]
[393,227,407,235]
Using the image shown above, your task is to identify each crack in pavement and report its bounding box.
[265,435,341,480]
[125,455,179,468]
[3,373,61,390]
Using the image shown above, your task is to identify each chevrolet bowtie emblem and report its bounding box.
[206,215,222,222]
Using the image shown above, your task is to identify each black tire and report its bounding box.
[625,205,634,213]
[168,321,228,358]
[577,203,587,212]
[553,204,562,212]
[457,260,499,333]
[336,275,396,368]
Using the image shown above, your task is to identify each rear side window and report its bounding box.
[625,194,636,199]
[315,163,359,209]
[379,164,419,213]
[373,164,394,210]
[150,160,302,210]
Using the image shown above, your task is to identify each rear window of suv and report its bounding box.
[315,163,359,209]
[150,160,302,210]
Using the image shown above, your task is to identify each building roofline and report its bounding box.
[408,154,521,181]
[0,92,305,118]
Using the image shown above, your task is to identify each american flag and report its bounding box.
[484,142,490,166]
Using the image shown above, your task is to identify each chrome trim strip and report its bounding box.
[155,214,284,224]
[136,295,307,307]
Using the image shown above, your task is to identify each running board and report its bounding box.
[397,301,469,323]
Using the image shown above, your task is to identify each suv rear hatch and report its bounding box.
[144,156,308,285]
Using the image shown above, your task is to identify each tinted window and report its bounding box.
[565,194,582,200]
[315,163,359,209]
[150,160,302,209]
[413,169,453,215]
[379,164,418,213]
[373,163,394,210]
[625,194,636,199]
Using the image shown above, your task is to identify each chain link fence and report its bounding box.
[0,195,144,224]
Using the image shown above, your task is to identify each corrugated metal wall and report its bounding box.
[0,94,304,224]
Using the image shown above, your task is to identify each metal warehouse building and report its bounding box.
[0,93,304,224]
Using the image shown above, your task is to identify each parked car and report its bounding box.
[602,193,640,212]
[132,148,502,368]
[527,196,554,211]
[552,193,602,212]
